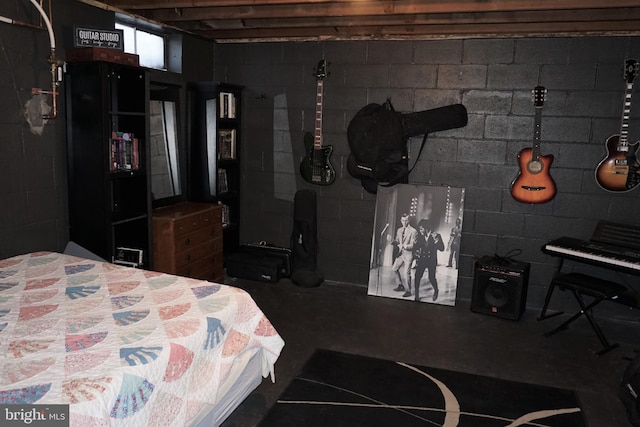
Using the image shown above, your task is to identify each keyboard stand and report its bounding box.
[538,272,637,355]
[539,221,640,355]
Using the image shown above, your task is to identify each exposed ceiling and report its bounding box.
[86,0,640,43]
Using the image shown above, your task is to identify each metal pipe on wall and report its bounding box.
[0,0,61,120]
[28,0,60,120]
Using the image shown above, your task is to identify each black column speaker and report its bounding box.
[471,256,530,321]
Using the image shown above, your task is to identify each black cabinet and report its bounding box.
[65,61,151,267]
[188,82,242,253]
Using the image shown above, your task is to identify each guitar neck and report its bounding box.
[314,79,323,149]
[531,106,543,160]
[619,81,634,149]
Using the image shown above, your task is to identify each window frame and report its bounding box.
[115,20,167,71]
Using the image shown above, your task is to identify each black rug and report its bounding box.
[259,349,587,426]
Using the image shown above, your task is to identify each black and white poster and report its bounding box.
[368,184,465,306]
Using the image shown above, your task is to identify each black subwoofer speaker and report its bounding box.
[471,256,530,321]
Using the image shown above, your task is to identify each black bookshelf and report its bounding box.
[65,61,151,268]
[187,82,243,253]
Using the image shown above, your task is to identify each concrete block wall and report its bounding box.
[213,37,640,317]
[0,1,69,258]
[0,0,216,260]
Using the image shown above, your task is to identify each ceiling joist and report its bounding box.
[86,0,640,42]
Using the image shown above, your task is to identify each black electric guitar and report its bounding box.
[300,59,336,186]
[511,86,557,204]
[595,59,640,192]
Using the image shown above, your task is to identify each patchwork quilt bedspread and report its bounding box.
[0,251,285,426]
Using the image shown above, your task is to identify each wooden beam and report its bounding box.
[201,20,640,42]
[137,1,640,22]
[104,0,335,9]
[186,8,640,31]
[103,0,640,13]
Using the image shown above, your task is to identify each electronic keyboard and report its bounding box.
[542,221,640,274]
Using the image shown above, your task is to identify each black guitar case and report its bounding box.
[290,190,324,287]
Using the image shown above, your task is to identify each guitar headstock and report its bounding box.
[532,86,547,107]
[314,59,329,80]
[624,59,639,83]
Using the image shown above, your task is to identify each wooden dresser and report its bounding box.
[152,202,224,282]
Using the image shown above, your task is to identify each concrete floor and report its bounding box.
[220,277,638,427]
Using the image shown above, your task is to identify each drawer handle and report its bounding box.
[184,238,191,245]
[185,254,191,261]
[210,229,215,236]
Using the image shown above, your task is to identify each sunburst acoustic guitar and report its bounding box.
[300,59,336,186]
[595,59,640,193]
[511,86,557,204]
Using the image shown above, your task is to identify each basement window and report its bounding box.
[115,22,166,71]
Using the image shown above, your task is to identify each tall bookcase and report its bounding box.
[65,60,151,267]
[188,82,242,254]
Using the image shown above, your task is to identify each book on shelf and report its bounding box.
[217,168,228,194]
[218,129,236,160]
[219,202,230,228]
[218,92,237,119]
[110,131,140,172]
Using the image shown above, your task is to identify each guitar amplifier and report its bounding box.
[471,256,530,321]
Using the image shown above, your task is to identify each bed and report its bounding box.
[0,251,285,426]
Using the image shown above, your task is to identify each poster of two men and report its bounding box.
[368,184,464,306]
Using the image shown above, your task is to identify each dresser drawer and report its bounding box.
[174,238,223,269]
[174,225,221,253]
[176,251,223,281]
[173,209,216,238]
